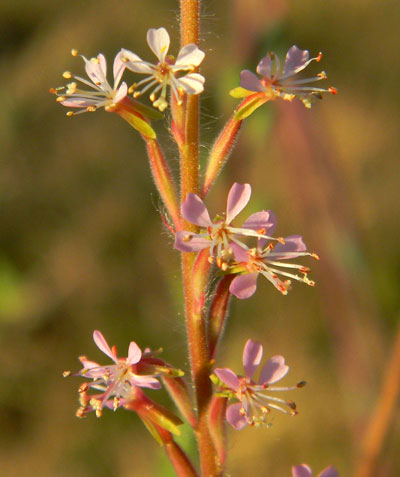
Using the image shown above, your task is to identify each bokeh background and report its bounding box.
[1,0,399,475]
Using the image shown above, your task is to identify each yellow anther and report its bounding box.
[56,96,66,102]
[149,93,156,102]
[76,408,85,418]
[183,233,193,242]
[128,83,136,94]
[62,370,71,377]
[133,91,141,98]
[71,48,78,57]
[317,71,327,79]
[66,111,74,117]
[86,106,96,112]
[63,71,72,79]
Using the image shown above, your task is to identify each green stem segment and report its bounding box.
[179,1,222,475]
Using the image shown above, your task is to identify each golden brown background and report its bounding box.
[1,0,399,475]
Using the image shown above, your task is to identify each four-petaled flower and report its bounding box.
[76,330,165,417]
[213,339,305,429]
[229,220,318,297]
[234,45,337,109]
[120,27,205,111]
[292,464,338,477]
[51,50,128,116]
[174,183,279,270]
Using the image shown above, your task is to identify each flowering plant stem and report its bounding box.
[178,1,222,475]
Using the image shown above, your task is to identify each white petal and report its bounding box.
[113,82,128,103]
[120,49,154,74]
[176,73,205,94]
[113,51,126,87]
[147,27,170,62]
[175,44,205,68]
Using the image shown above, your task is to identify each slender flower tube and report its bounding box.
[292,464,338,477]
[121,27,205,111]
[174,183,281,270]
[231,45,337,113]
[213,339,305,429]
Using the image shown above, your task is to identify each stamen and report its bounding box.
[71,48,78,57]
[329,86,338,95]
[63,71,72,79]
[62,370,71,378]
[316,52,323,62]
[66,111,74,117]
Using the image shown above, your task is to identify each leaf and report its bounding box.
[229,86,254,99]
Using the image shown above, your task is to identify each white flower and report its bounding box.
[120,27,205,111]
[51,50,128,115]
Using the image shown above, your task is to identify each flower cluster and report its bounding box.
[51,27,205,115]
[213,339,305,429]
[73,330,180,418]
[231,45,337,111]
[175,182,318,296]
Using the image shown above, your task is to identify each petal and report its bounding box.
[175,44,205,68]
[256,54,272,77]
[231,243,250,262]
[239,70,265,92]
[229,273,259,299]
[85,54,108,87]
[214,368,240,391]
[120,49,154,74]
[270,235,307,259]
[259,355,289,385]
[113,82,128,104]
[292,465,312,477]
[60,98,94,108]
[318,466,338,477]
[93,330,117,362]
[127,341,142,365]
[113,51,126,87]
[174,231,210,253]
[176,73,205,95]
[282,46,310,77]
[181,193,212,227]
[226,402,248,430]
[132,375,161,389]
[242,339,263,379]
[147,27,170,62]
[242,210,277,249]
[226,183,251,224]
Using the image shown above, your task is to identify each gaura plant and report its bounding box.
[56,1,338,475]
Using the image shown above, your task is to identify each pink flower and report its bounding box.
[213,339,305,429]
[292,464,338,477]
[120,27,205,111]
[174,183,279,270]
[76,330,166,417]
[51,50,128,115]
[233,46,337,109]
[229,229,319,297]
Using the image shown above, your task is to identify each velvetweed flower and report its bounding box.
[120,27,205,111]
[292,464,338,477]
[74,330,179,418]
[231,45,337,110]
[50,50,128,115]
[174,183,282,270]
[213,339,305,430]
[228,217,319,297]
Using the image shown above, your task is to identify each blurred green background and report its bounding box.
[1,0,399,475]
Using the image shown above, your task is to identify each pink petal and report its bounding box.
[181,193,212,227]
[231,243,250,262]
[132,375,161,389]
[226,183,251,224]
[259,355,289,385]
[292,465,312,477]
[175,44,205,68]
[229,273,259,299]
[113,82,128,104]
[240,70,265,92]
[214,368,240,391]
[282,46,310,77]
[226,402,248,430]
[318,466,338,477]
[256,54,272,78]
[61,98,93,108]
[147,27,170,62]
[270,235,306,259]
[242,210,277,248]
[242,339,263,379]
[120,49,153,74]
[113,51,126,87]
[93,330,117,362]
[127,341,142,365]
[174,231,210,252]
[85,54,107,87]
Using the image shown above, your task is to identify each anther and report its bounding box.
[128,83,136,94]
[311,252,320,260]
[317,71,327,79]
[49,88,57,94]
[56,96,66,103]
[133,92,141,98]
[316,52,323,62]
[71,48,78,57]
[62,71,72,79]
[297,381,307,388]
[76,408,85,418]
[66,111,74,117]
[329,86,338,95]
[86,106,96,112]
[300,267,311,274]
[78,383,89,393]
[149,93,156,102]
[287,400,297,410]
[62,370,71,378]
[183,233,193,242]
[277,237,286,244]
